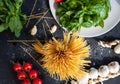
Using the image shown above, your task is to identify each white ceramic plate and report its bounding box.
[49,0,120,37]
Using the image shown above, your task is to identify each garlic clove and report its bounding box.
[114,44,120,54]
[98,65,109,77]
[71,80,77,84]
[105,44,111,48]
[49,25,57,33]
[77,73,89,84]
[31,25,37,36]
[108,61,120,73]
[89,67,98,79]
[98,41,111,48]
[109,41,117,46]
[98,41,105,47]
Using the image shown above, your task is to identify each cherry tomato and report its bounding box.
[32,78,42,84]
[55,0,62,3]
[23,62,32,72]
[29,70,38,79]
[13,63,22,72]
[17,72,26,80]
[22,79,31,84]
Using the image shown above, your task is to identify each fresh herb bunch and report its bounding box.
[56,0,111,31]
[0,0,27,37]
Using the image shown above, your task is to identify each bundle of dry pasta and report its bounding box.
[32,32,90,80]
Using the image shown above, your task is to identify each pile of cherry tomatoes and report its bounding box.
[13,62,42,84]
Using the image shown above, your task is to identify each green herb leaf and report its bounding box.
[9,15,23,37]
[82,22,92,28]
[3,0,15,12]
[9,16,17,32]
[0,23,8,32]
[15,29,21,37]
[99,20,104,28]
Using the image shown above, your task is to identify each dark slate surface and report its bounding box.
[0,0,120,84]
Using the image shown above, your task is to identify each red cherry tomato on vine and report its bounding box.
[32,78,42,84]
[13,63,22,72]
[55,0,62,3]
[23,62,32,72]
[29,70,38,79]
[22,79,31,84]
[17,72,26,80]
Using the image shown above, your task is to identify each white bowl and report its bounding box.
[49,0,120,37]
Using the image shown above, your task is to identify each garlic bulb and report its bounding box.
[114,44,120,54]
[77,73,89,84]
[108,61,120,73]
[98,65,109,77]
[89,68,98,79]
[71,80,77,84]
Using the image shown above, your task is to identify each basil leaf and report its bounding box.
[100,6,107,19]
[9,16,17,32]
[0,23,8,32]
[3,0,15,12]
[0,0,4,7]
[15,28,21,37]
[14,0,23,9]
[82,22,93,28]
[90,4,104,14]
[106,0,111,11]
[9,15,23,37]
[99,20,104,28]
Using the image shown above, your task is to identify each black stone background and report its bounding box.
[0,0,120,84]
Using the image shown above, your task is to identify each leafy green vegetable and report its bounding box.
[0,0,27,37]
[56,0,111,31]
